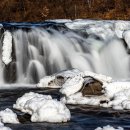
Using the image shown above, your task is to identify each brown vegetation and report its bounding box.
[0,0,130,22]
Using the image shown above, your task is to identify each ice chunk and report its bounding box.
[60,76,84,96]
[2,31,12,65]
[95,125,124,130]
[0,121,12,130]
[14,92,71,123]
[0,108,19,124]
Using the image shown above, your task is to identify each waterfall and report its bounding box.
[0,20,130,84]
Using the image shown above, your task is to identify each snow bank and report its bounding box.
[102,82,130,98]
[0,121,12,130]
[0,108,19,124]
[13,92,71,123]
[95,125,124,130]
[101,89,130,110]
[2,31,13,65]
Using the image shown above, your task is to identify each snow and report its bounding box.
[0,108,19,124]
[65,20,130,39]
[13,92,71,123]
[2,31,12,65]
[60,76,84,96]
[103,88,130,110]
[37,69,83,88]
[95,125,124,130]
[37,75,57,88]
[114,21,130,38]
[84,71,112,83]
[13,92,52,113]
[102,82,130,98]
[61,92,109,106]
[0,121,12,130]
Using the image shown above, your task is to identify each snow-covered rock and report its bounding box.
[37,69,83,88]
[14,92,71,123]
[13,92,52,113]
[0,108,19,124]
[0,121,12,130]
[95,125,124,130]
[2,31,12,65]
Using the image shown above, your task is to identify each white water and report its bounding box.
[0,20,130,84]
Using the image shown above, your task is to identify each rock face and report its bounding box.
[81,77,103,96]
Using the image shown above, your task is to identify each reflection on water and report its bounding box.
[0,88,130,130]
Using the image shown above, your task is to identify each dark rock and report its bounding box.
[81,77,103,96]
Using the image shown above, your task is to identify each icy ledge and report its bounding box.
[2,31,12,65]
[13,92,71,123]
[37,69,111,96]
[0,121,12,130]
[0,108,19,124]
[95,125,124,130]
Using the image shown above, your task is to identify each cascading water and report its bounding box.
[0,20,130,84]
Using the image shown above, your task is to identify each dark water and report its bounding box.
[0,88,130,130]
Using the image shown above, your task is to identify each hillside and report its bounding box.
[0,0,130,22]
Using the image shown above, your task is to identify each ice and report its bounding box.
[2,31,12,65]
[95,125,124,130]
[14,92,71,123]
[0,121,12,130]
[45,19,72,23]
[123,30,130,48]
[0,108,19,124]
[60,76,84,96]
[114,21,130,38]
